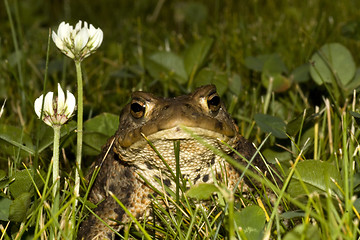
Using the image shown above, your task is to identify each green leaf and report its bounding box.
[353,198,360,214]
[244,54,273,72]
[286,108,315,136]
[261,54,290,92]
[9,192,32,222]
[344,68,360,94]
[254,113,287,139]
[0,124,34,155]
[174,2,208,25]
[245,53,287,73]
[84,113,118,137]
[261,72,291,93]
[0,170,7,189]
[145,51,188,84]
[234,205,266,240]
[262,148,291,164]
[283,224,321,240]
[262,53,288,74]
[287,160,343,198]
[228,73,242,96]
[353,173,360,193]
[291,64,310,83]
[186,183,220,200]
[83,113,119,155]
[341,20,360,40]
[350,111,360,126]
[0,197,12,221]
[8,51,23,67]
[184,37,214,76]
[9,169,42,199]
[310,43,356,86]
[0,179,9,189]
[0,170,6,181]
[281,211,305,219]
[194,68,228,96]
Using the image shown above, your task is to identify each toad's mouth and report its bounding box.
[118,124,236,149]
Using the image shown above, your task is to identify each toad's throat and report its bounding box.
[115,127,237,177]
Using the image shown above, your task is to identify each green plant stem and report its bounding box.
[52,125,61,228]
[74,60,83,202]
[341,113,351,224]
[72,60,83,239]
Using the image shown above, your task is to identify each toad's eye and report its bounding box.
[207,92,221,112]
[130,100,146,119]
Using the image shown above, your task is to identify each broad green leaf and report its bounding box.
[245,53,287,73]
[0,179,9,189]
[281,211,305,219]
[283,224,321,240]
[83,132,110,155]
[262,54,288,74]
[244,54,273,72]
[84,113,118,137]
[184,37,213,76]
[174,2,208,25]
[350,110,360,126]
[353,173,360,193]
[228,73,242,96]
[83,113,119,155]
[9,169,42,199]
[310,43,356,86]
[0,170,6,181]
[262,148,291,164]
[186,183,220,200]
[254,113,287,139]
[261,54,290,92]
[234,205,266,240]
[286,108,315,136]
[0,170,7,189]
[341,20,360,40]
[9,192,32,222]
[344,68,360,94]
[194,68,228,96]
[8,51,23,67]
[244,56,263,71]
[145,51,188,84]
[0,197,12,221]
[298,127,314,155]
[261,72,291,93]
[354,198,360,213]
[291,64,310,83]
[0,124,34,155]
[287,160,343,198]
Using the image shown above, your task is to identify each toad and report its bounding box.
[78,85,271,239]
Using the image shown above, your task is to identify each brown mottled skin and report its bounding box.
[78,85,271,239]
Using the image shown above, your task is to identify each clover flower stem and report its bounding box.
[52,125,61,222]
[74,60,83,205]
[71,60,83,239]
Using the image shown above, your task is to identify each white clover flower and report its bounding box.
[52,20,103,61]
[34,84,76,127]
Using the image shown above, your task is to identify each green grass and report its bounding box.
[1,0,360,239]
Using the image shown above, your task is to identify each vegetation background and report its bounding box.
[1,0,360,239]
